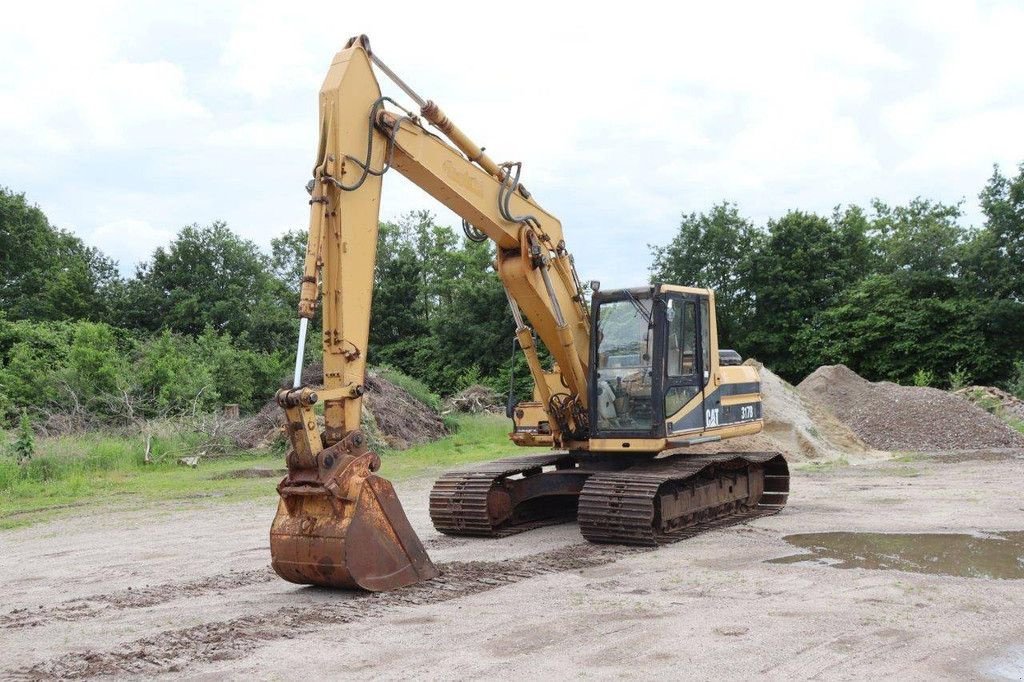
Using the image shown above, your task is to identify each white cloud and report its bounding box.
[1,0,1023,290]
[89,219,175,271]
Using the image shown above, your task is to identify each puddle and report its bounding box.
[982,645,1024,680]
[768,531,1024,579]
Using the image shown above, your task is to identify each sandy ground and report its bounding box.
[3,452,1024,680]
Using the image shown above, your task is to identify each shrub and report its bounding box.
[195,329,286,411]
[912,368,935,387]
[13,410,34,466]
[1009,360,1024,401]
[135,331,219,415]
[61,322,132,412]
[948,362,971,391]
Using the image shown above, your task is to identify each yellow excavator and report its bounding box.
[270,36,789,591]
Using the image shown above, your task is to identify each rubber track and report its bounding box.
[429,452,576,537]
[578,451,789,546]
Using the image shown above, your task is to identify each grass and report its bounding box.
[375,365,443,412]
[794,456,849,473]
[377,413,514,480]
[0,414,513,530]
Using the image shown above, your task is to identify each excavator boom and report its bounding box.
[269,35,590,591]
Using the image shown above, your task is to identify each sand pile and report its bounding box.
[734,360,873,462]
[238,363,447,451]
[798,365,1024,451]
[687,360,873,463]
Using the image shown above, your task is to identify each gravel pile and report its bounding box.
[798,365,1024,451]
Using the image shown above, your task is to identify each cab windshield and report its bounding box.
[594,296,653,432]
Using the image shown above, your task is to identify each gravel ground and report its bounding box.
[3,452,1024,680]
[798,365,1024,450]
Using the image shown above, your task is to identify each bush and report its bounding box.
[1009,360,1024,400]
[195,329,286,411]
[912,368,935,387]
[13,410,34,466]
[948,362,971,391]
[63,322,131,402]
[135,331,219,415]
[0,319,71,419]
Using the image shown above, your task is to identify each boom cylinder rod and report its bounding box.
[539,265,566,328]
[292,317,309,388]
[504,288,527,330]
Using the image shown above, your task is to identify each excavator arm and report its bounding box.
[270,36,593,591]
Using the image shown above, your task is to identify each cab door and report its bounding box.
[662,294,705,433]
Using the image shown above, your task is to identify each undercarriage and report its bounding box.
[430,451,789,545]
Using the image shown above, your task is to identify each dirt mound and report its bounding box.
[238,363,447,451]
[752,361,873,461]
[232,400,282,450]
[447,385,502,414]
[363,370,447,450]
[687,360,873,463]
[955,386,1024,422]
[798,365,1024,451]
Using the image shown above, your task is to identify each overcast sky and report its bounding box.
[2,1,1022,288]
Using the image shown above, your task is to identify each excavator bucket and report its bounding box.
[270,439,439,591]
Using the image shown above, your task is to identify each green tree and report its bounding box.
[124,221,292,352]
[269,228,308,293]
[741,209,872,380]
[429,238,514,394]
[0,188,119,322]
[797,273,990,384]
[871,198,964,298]
[369,221,428,353]
[963,163,1024,300]
[650,202,757,346]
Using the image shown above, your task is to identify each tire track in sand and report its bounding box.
[13,544,649,679]
[1,568,276,630]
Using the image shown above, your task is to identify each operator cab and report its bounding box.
[588,284,760,443]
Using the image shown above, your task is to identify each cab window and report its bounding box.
[667,299,697,378]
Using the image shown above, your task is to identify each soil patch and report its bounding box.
[15,544,647,679]
[798,365,1024,451]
